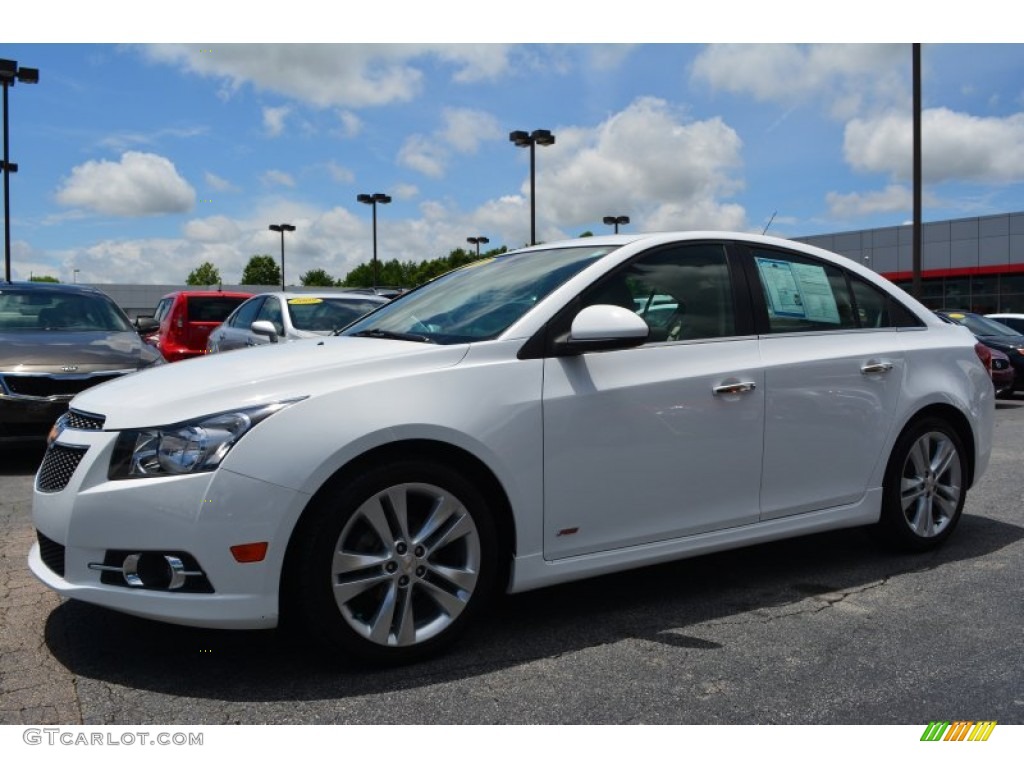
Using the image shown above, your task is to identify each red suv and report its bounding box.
[138,291,252,362]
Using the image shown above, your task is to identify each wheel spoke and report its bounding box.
[428,511,477,555]
[367,582,400,644]
[332,550,389,575]
[357,496,397,550]
[382,486,411,543]
[333,570,391,605]
[418,578,471,617]
[414,495,460,547]
[930,437,956,477]
[427,561,478,593]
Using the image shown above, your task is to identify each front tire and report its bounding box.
[291,459,498,665]
[873,417,967,552]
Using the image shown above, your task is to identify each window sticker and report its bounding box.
[287,297,323,305]
[756,257,840,324]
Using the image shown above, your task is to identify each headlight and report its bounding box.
[108,399,304,479]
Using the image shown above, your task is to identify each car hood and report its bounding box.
[0,330,149,372]
[70,336,469,429]
[976,334,1024,350]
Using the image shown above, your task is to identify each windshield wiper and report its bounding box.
[349,328,435,343]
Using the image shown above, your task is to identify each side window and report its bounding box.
[849,276,924,328]
[752,249,858,333]
[256,297,284,335]
[580,244,736,342]
[230,298,263,329]
[153,298,171,322]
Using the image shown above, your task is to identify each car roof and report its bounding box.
[249,291,390,302]
[158,290,253,300]
[0,281,114,298]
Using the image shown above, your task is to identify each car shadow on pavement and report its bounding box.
[42,511,1023,706]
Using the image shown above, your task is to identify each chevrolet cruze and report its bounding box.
[29,233,994,664]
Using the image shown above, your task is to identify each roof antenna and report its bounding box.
[762,211,777,235]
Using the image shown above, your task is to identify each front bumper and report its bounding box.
[29,426,311,629]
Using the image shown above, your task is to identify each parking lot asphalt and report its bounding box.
[2,403,1023,726]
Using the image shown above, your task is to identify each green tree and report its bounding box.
[300,268,337,287]
[29,275,60,283]
[339,245,506,290]
[186,261,221,286]
[241,255,282,286]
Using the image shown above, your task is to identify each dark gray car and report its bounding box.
[0,282,164,442]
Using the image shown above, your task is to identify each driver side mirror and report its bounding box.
[251,320,279,343]
[554,304,649,355]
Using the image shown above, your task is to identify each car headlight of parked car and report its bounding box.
[108,399,304,479]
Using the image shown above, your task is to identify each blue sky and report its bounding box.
[3,5,1022,284]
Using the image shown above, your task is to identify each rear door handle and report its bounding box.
[713,381,757,396]
[861,360,894,375]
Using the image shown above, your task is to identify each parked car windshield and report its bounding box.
[0,288,133,333]
[948,312,1023,338]
[288,296,385,332]
[342,245,617,344]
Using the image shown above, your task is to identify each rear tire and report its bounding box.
[873,417,967,552]
[291,459,498,665]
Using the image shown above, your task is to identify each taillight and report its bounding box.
[168,303,186,341]
[974,342,992,374]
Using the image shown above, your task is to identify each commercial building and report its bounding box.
[797,210,1024,313]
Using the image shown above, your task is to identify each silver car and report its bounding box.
[0,282,163,442]
[206,291,389,353]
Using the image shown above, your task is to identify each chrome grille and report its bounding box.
[64,409,106,431]
[1,372,123,399]
[36,531,66,577]
[36,444,88,492]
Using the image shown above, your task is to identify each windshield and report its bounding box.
[948,312,1023,338]
[288,296,385,332]
[342,245,616,344]
[0,288,134,333]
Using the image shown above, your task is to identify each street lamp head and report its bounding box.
[0,60,39,85]
[269,223,295,233]
[603,215,630,225]
[531,129,555,147]
[358,193,392,206]
[509,130,530,147]
[17,67,39,85]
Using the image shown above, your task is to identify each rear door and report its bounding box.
[745,246,913,519]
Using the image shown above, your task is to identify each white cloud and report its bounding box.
[326,161,355,184]
[844,108,1024,184]
[262,105,291,136]
[184,215,242,243]
[204,171,236,192]
[261,169,296,187]
[530,97,747,232]
[335,110,362,138]
[398,134,447,178]
[141,44,517,109]
[55,152,195,217]
[398,107,502,177]
[691,44,907,120]
[825,184,914,218]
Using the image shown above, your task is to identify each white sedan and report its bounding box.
[206,291,389,353]
[29,232,994,664]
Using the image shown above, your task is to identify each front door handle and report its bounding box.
[713,381,757,396]
[861,360,894,375]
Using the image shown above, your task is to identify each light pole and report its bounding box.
[73,269,80,284]
[603,215,629,234]
[357,193,391,290]
[467,236,489,257]
[268,223,295,290]
[1,59,39,283]
[509,129,555,246]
